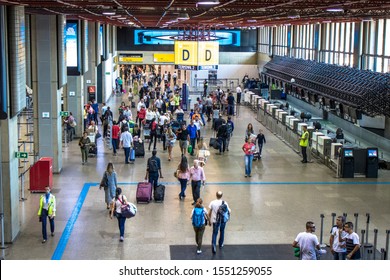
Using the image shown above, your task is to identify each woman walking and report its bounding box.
[177,156,190,200]
[242,137,256,177]
[78,131,91,165]
[165,126,176,161]
[100,162,118,209]
[110,187,128,242]
[191,198,209,254]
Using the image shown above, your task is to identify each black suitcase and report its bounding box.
[154,184,165,202]
[209,138,220,150]
[131,101,136,108]
[134,141,145,157]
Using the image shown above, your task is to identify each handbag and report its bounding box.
[99,172,108,190]
[187,144,193,154]
[70,120,77,127]
[96,131,102,139]
[174,169,179,178]
[120,202,137,219]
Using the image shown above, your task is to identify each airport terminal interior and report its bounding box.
[0,1,389,260]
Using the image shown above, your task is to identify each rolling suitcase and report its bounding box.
[130,148,135,162]
[136,182,152,203]
[209,137,217,148]
[134,141,145,157]
[154,184,165,202]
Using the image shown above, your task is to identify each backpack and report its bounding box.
[148,158,159,173]
[192,207,205,228]
[216,201,229,223]
[226,122,233,135]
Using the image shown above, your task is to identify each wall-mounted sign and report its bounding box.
[118,53,143,63]
[69,91,76,96]
[42,112,50,118]
[153,53,174,63]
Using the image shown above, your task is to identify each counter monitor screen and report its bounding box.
[367,149,377,157]
[344,149,353,157]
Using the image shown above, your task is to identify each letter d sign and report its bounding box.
[205,50,212,61]
[182,50,190,61]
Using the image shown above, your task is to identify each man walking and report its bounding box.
[292,221,321,260]
[145,149,163,196]
[37,187,56,243]
[299,125,309,163]
[190,160,206,205]
[236,85,242,104]
[119,127,133,164]
[208,191,231,254]
[216,119,228,155]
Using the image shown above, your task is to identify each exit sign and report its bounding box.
[15,152,28,159]
[60,111,69,117]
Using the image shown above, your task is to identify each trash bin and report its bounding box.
[362,243,374,260]
[30,157,53,192]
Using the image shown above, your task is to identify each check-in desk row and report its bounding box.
[244,91,263,111]
[256,99,311,153]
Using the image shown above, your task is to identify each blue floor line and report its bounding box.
[110,181,390,186]
[52,180,390,259]
[51,183,92,260]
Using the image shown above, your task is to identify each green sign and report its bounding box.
[15,152,28,159]
[60,111,69,117]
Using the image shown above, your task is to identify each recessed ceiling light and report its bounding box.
[247,19,257,23]
[326,8,344,12]
[323,20,332,23]
[102,11,116,16]
[197,0,220,5]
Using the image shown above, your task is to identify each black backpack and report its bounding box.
[148,158,159,173]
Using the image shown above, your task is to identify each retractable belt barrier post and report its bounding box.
[331,213,336,228]
[386,230,390,260]
[319,214,325,247]
[365,213,370,244]
[373,229,378,260]
[354,213,359,234]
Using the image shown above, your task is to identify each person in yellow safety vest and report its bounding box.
[174,92,181,111]
[37,187,56,243]
[299,125,309,163]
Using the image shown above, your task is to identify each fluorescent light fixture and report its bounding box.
[177,12,190,20]
[326,8,344,12]
[118,17,127,20]
[247,19,257,23]
[322,20,332,23]
[102,10,116,16]
[197,0,220,5]
[362,17,373,22]
[287,10,300,19]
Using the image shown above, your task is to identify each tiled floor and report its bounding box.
[4,93,390,260]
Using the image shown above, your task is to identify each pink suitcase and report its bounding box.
[136,182,152,203]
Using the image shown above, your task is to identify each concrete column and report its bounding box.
[385,117,390,140]
[0,5,24,242]
[31,15,63,173]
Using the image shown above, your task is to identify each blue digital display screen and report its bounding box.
[367,149,377,157]
[134,29,241,46]
[344,149,353,157]
[66,22,78,67]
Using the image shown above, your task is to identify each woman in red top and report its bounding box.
[111,120,121,156]
[242,137,256,177]
[137,105,146,128]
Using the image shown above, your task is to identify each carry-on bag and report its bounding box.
[154,184,165,202]
[136,182,152,203]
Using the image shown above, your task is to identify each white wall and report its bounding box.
[358,115,386,129]
[217,64,258,80]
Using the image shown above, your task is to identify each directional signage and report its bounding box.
[15,152,28,159]
[60,111,69,117]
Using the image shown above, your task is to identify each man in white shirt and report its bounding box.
[236,85,242,104]
[119,127,133,164]
[292,221,321,260]
[329,216,347,260]
[208,191,231,254]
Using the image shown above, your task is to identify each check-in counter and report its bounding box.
[253,95,261,111]
[278,111,287,122]
[317,136,332,158]
[311,131,324,154]
[331,143,343,159]
[297,123,308,135]
[244,91,254,105]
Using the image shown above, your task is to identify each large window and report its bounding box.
[258,26,270,54]
[320,22,355,67]
[291,24,316,60]
[362,19,390,73]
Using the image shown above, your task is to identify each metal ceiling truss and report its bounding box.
[0,0,389,28]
